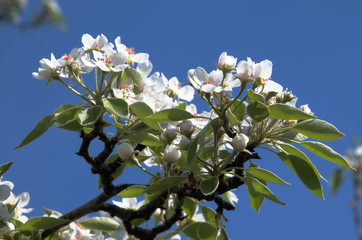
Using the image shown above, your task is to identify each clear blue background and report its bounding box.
[1,0,361,239]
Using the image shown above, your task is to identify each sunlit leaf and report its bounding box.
[130,102,161,130]
[246,167,290,185]
[182,222,217,240]
[144,176,186,194]
[247,100,270,122]
[268,104,316,120]
[292,119,344,141]
[78,106,103,126]
[20,217,68,231]
[199,176,219,196]
[147,108,194,121]
[118,185,147,198]
[78,217,122,232]
[102,98,129,118]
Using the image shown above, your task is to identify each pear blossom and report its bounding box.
[82,33,114,54]
[217,52,237,72]
[60,222,103,240]
[32,53,59,81]
[232,133,249,152]
[163,75,195,102]
[236,57,272,81]
[115,36,149,65]
[113,197,145,210]
[90,50,129,72]
[117,142,134,160]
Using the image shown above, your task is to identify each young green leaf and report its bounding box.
[78,217,122,232]
[268,104,316,120]
[288,154,324,199]
[299,141,353,169]
[330,168,345,195]
[199,205,217,227]
[53,104,82,125]
[20,217,69,232]
[78,106,103,126]
[292,119,344,141]
[182,197,198,218]
[226,109,241,125]
[247,89,264,103]
[15,115,55,149]
[130,102,161,130]
[182,222,217,240]
[147,108,194,121]
[102,98,129,118]
[247,100,270,122]
[186,119,213,169]
[144,176,186,194]
[246,182,265,213]
[243,177,287,205]
[246,167,291,185]
[279,143,326,182]
[131,132,163,146]
[199,176,219,196]
[0,162,13,177]
[117,185,147,198]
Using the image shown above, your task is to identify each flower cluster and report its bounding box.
[17,33,350,240]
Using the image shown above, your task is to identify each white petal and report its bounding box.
[201,84,216,93]
[168,77,179,90]
[259,59,272,79]
[178,86,194,102]
[82,34,95,49]
[132,53,149,63]
[97,34,108,49]
[137,60,153,78]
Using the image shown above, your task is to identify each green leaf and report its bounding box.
[15,115,55,149]
[246,182,264,213]
[117,185,147,198]
[330,168,345,195]
[182,222,217,240]
[272,130,308,143]
[43,207,62,218]
[147,108,194,121]
[122,68,143,94]
[246,167,291,185]
[53,104,82,125]
[247,89,264,103]
[288,154,324,199]
[226,109,240,125]
[186,120,213,169]
[131,132,163,146]
[144,176,186,194]
[0,162,13,177]
[247,100,270,122]
[102,98,129,118]
[199,205,217,227]
[78,217,121,232]
[20,217,68,231]
[299,141,353,169]
[230,100,247,121]
[279,143,326,182]
[77,106,103,126]
[130,102,161,130]
[199,176,219,196]
[57,118,83,131]
[182,197,198,218]
[243,177,286,205]
[292,119,344,141]
[268,104,316,120]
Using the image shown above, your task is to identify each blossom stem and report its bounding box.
[94,67,99,96]
[224,82,247,116]
[69,68,97,100]
[55,76,90,103]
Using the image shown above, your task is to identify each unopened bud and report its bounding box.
[117,142,134,160]
[165,125,179,139]
[180,136,191,150]
[231,133,249,152]
[179,120,194,137]
[164,145,181,163]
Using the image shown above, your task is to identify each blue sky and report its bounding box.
[1,0,362,239]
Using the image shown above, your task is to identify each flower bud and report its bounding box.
[180,136,191,150]
[299,104,312,115]
[231,133,249,152]
[179,120,194,137]
[217,52,237,72]
[165,125,179,140]
[117,142,134,160]
[164,145,181,163]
